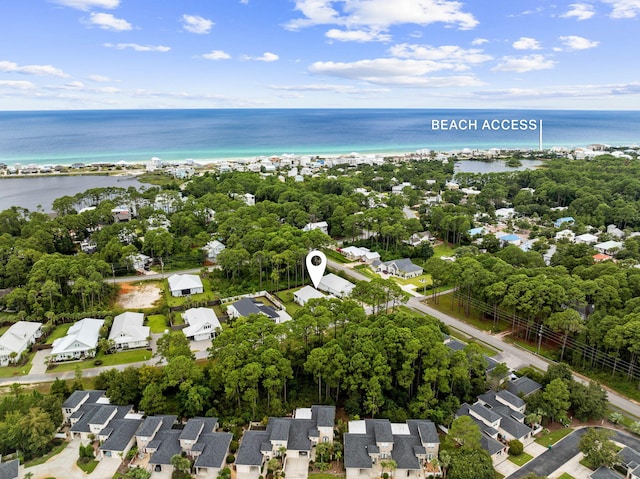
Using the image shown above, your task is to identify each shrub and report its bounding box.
[509,439,524,456]
[225,454,235,463]
[609,412,623,424]
[229,440,239,453]
[93,359,103,366]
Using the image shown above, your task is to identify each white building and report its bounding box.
[183,308,221,341]
[318,273,355,298]
[202,240,226,263]
[50,318,104,362]
[108,312,150,350]
[0,321,42,366]
[293,286,326,306]
[303,221,329,235]
[168,274,204,297]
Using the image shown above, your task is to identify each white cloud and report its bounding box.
[389,44,492,67]
[0,80,36,90]
[473,81,640,101]
[182,14,214,34]
[561,3,596,20]
[201,50,232,60]
[492,54,556,73]
[471,38,488,46]
[602,0,640,18]
[104,43,171,52]
[243,52,279,62]
[309,57,484,87]
[287,0,478,31]
[325,29,391,42]
[0,60,69,77]
[513,37,542,50]
[49,0,119,10]
[555,35,599,51]
[88,12,132,31]
[269,83,389,94]
[88,74,111,82]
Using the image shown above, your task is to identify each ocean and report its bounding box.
[0,109,639,166]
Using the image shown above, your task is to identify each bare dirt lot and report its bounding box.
[116,282,163,309]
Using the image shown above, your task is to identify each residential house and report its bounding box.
[0,459,19,479]
[111,205,132,222]
[495,208,515,220]
[145,417,232,478]
[619,446,640,479]
[468,227,488,238]
[62,390,109,424]
[236,406,335,479]
[202,240,226,263]
[373,258,423,279]
[343,418,440,479]
[497,234,522,247]
[555,229,576,242]
[182,307,221,341]
[108,312,150,350]
[80,239,97,254]
[505,376,542,398]
[0,321,42,366]
[589,466,624,479]
[129,253,152,272]
[391,182,413,194]
[293,286,327,306]
[302,221,329,235]
[168,274,204,297]
[594,240,623,255]
[226,298,292,324]
[50,318,104,362]
[594,253,613,262]
[317,273,355,298]
[607,224,625,239]
[554,217,575,228]
[340,246,381,263]
[404,232,433,247]
[575,233,599,245]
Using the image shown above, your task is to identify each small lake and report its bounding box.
[454,159,544,174]
[0,175,143,213]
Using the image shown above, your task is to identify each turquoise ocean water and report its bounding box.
[0,109,639,166]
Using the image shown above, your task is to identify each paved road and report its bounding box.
[326,258,640,420]
[507,427,640,478]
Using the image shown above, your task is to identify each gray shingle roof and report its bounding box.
[312,405,335,428]
[287,419,314,451]
[63,389,106,409]
[506,377,542,397]
[344,433,373,469]
[193,432,233,469]
[391,435,421,470]
[373,420,393,443]
[590,466,624,479]
[148,430,182,466]
[620,447,640,467]
[236,430,270,466]
[0,459,18,479]
[481,435,505,456]
[497,389,526,409]
[498,415,532,441]
[100,418,142,453]
[180,418,205,441]
[91,405,118,426]
[413,421,439,444]
[136,415,177,438]
[231,298,279,319]
[267,418,290,442]
[470,403,501,424]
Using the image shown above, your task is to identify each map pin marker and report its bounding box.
[306,250,327,289]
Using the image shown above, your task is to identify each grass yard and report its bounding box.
[309,474,346,479]
[353,264,378,279]
[323,248,352,264]
[48,348,150,373]
[557,473,576,479]
[507,452,533,466]
[45,323,73,344]
[164,277,219,308]
[77,458,99,473]
[535,428,573,447]
[146,314,168,333]
[0,354,34,377]
[433,243,456,258]
[24,440,67,468]
[394,273,433,289]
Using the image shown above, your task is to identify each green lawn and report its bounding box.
[146,314,168,333]
[308,474,346,479]
[45,323,73,344]
[77,458,99,473]
[48,348,150,373]
[433,243,456,258]
[507,452,533,466]
[394,273,433,289]
[353,264,378,279]
[24,440,68,467]
[323,248,352,264]
[164,277,219,308]
[557,473,576,479]
[535,428,574,447]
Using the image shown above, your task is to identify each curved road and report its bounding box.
[327,258,640,419]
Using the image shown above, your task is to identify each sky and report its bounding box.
[1,0,640,110]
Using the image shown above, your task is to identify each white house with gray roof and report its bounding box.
[343,418,440,479]
[236,405,335,479]
[168,274,204,297]
[182,307,221,341]
[317,273,355,298]
[227,298,292,324]
[109,312,150,350]
[293,286,327,306]
[50,317,104,362]
[0,321,42,366]
[373,258,423,279]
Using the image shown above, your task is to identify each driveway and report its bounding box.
[22,438,88,479]
[507,427,640,478]
[285,457,309,479]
